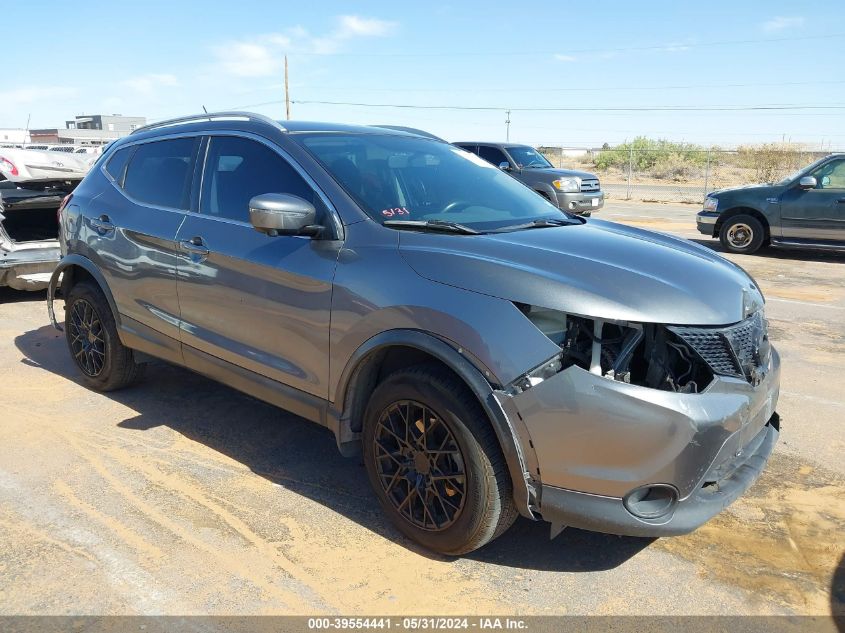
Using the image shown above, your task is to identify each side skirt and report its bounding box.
[770,238,845,252]
[118,315,330,430]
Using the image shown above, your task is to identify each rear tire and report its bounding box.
[65,281,144,391]
[362,364,517,555]
[719,214,765,254]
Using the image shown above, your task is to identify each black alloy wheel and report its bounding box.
[68,298,106,377]
[373,399,467,531]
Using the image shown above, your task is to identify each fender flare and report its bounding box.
[47,254,119,331]
[334,329,537,519]
[533,183,558,204]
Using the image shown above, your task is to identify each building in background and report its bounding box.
[28,114,146,146]
[0,129,30,145]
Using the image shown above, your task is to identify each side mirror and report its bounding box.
[798,176,817,189]
[498,161,511,171]
[248,193,322,237]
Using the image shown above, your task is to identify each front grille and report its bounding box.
[668,311,768,382]
[580,179,600,192]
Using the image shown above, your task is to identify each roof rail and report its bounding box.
[131,111,286,135]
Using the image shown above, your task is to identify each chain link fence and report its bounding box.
[538,146,835,204]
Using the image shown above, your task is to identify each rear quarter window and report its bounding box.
[104,147,132,185]
[123,137,197,210]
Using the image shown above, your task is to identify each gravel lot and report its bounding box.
[1,202,843,618]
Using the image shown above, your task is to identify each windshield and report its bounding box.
[776,156,830,185]
[296,133,570,231]
[505,145,552,169]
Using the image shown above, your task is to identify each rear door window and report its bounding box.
[477,145,508,166]
[200,136,314,223]
[123,137,198,210]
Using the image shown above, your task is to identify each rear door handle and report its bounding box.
[90,214,115,234]
[179,237,210,255]
[837,198,845,204]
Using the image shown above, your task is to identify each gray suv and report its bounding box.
[454,142,604,215]
[48,112,780,555]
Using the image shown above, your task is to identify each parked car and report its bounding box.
[48,112,780,554]
[454,142,604,215]
[0,148,91,290]
[697,153,845,254]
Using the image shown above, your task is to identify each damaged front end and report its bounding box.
[507,304,726,395]
[495,303,780,538]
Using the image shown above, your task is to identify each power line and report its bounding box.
[291,100,845,112]
[285,32,845,57]
[295,79,845,94]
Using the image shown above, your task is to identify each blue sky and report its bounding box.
[3,1,844,148]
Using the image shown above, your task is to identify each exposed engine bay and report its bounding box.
[511,303,770,395]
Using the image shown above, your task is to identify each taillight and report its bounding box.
[57,193,73,222]
[0,156,19,176]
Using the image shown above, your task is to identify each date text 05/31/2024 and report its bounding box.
[307,618,528,630]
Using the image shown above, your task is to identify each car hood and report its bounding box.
[710,182,777,197]
[398,219,762,326]
[523,167,597,180]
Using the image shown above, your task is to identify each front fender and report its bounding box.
[47,254,120,331]
[334,329,539,519]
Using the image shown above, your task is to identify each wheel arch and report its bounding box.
[48,254,120,331]
[715,206,771,243]
[332,329,537,519]
[533,183,557,204]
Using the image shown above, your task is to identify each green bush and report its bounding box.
[594,137,707,171]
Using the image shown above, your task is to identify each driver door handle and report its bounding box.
[836,198,845,204]
[179,237,210,255]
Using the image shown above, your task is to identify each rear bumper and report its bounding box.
[696,211,720,236]
[555,191,604,214]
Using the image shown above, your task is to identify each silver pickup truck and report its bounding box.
[454,142,604,216]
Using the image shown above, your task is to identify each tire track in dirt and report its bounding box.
[3,402,319,613]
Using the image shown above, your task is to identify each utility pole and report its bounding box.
[284,55,291,120]
[505,109,511,142]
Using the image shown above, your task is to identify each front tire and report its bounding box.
[65,281,144,391]
[362,364,517,555]
[719,214,765,254]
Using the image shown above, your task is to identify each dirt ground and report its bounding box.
[1,202,843,617]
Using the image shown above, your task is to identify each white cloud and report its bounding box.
[762,16,805,32]
[215,43,281,77]
[214,15,398,78]
[554,54,576,62]
[335,15,396,38]
[121,73,179,95]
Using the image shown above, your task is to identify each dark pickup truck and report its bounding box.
[455,142,604,216]
[697,153,845,254]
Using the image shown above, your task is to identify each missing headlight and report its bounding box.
[515,305,714,394]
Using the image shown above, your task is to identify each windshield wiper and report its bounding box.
[383,219,481,235]
[491,217,577,232]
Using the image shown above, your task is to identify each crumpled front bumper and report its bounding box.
[496,347,780,536]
